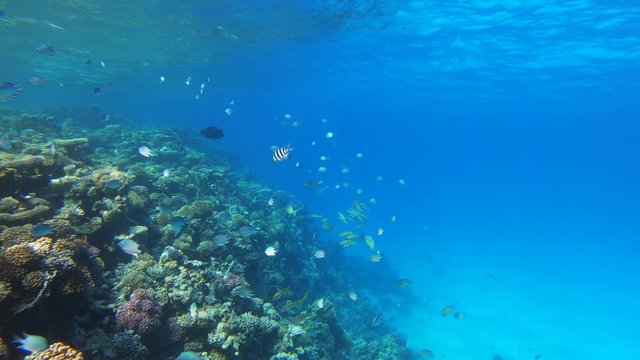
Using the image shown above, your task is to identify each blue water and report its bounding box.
[2,1,640,359]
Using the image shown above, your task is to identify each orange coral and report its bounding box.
[0,224,35,249]
[24,342,84,360]
[5,244,42,277]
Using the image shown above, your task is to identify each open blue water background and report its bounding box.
[2,1,639,359]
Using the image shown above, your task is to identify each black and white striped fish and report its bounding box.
[272,144,293,162]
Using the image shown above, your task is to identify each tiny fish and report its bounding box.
[318,166,327,173]
[285,204,296,216]
[138,146,153,157]
[267,198,274,206]
[31,223,53,237]
[454,311,465,319]
[185,76,191,85]
[171,216,185,237]
[272,144,292,162]
[397,278,412,288]
[118,238,141,257]
[93,87,104,95]
[14,332,48,353]
[356,152,364,159]
[106,179,123,189]
[101,114,112,123]
[160,76,165,83]
[370,252,383,263]
[288,325,305,336]
[0,82,22,103]
[28,75,46,85]
[162,168,171,177]
[441,305,455,317]
[325,131,334,139]
[314,250,326,259]
[348,291,358,301]
[272,287,292,301]
[189,302,197,319]
[364,235,375,250]
[239,225,257,237]
[225,107,233,116]
[213,234,229,246]
[317,298,325,309]
[265,246,277,256]
[36,44,57,55]
[398,179,406,185]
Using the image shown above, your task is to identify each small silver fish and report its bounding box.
[117,238,141,257]
[138,146,153,157]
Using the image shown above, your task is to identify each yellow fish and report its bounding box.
[340,239,356,248]
[364,235,375,250]
[272,287,292,301]
[441,305,455,317]
[285,204,296,216]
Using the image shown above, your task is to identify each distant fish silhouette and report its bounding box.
[200,126,224,139]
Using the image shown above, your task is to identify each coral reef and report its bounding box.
[116,289,162,336]
[0,108,413,360]
[24,342,84,360]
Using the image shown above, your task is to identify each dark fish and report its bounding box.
[0,10,5,19]
[32,223,53,237]
[0,82,22,103]
[93,87,103,95]
[200,126,224,139]
[272,144,292,162]
[36,44,57,55]
[101,114,112,123]
[106,179,123,189]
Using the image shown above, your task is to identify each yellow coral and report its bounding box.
[25,342,84,360]
[5,244,41,269]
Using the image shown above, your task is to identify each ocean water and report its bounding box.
[1,1,640,360]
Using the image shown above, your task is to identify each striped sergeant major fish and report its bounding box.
[272,144,293,162]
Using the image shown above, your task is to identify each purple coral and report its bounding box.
[116,289,161,335]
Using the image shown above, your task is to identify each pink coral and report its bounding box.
[116,289,161,335]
